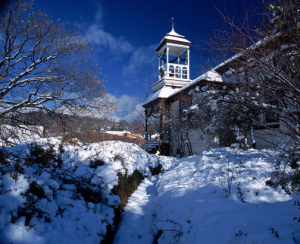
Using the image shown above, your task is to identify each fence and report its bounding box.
[63,131,144,145]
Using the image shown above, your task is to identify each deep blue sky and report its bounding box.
[34,0,261,120]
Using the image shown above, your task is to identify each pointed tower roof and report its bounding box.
[155,20,192,52]
[166,28,185,38]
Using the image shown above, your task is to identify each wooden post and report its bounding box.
[166,45,169,77]
[145,109,148,143]
[187,49,190,80]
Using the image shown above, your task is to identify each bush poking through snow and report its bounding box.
[17,191,51,226]
[77,185,105,204]
[0,148,8,165]
[25,143,63,168]
[152,218,183,243]
[28,180,46,200]
[90,159,105,169]
[149,163,163,176]
[111,170,145,213]
[236,184,246,203]
[266,148,300,194]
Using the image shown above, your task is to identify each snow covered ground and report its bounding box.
[114,176,159,244]
[116,147,300,244]
[0,138,300,243]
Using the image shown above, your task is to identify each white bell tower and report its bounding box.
[151,18,192,92]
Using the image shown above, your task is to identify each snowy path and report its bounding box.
[113,176,158,244]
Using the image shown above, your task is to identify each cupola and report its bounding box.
[151,18,192,92]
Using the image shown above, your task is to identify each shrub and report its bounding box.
[17,190,50,226]
[111,170,145,202]
[266,149,300,194]
[90,159,105,169]
[25,143,63,168]
[0,148,9,165]
[77,186,103,204]
[113,154,123,162]
[28,180,46,199]
[108,169,145,244]
[149,163,163,176]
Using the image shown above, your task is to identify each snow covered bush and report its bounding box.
[171,85,254,151]
[265,146,300,194]
[111,170,145,206]
[0,138,170,244]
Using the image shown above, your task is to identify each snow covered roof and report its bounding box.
[193,69,226,83]
[143,70,228,108]
[155,28,192,52]
[213,53,242,72]
[167,70,228,99]
[213,34,281,72]
[142,86,180,108]
[164,29,190,44]
[167,29,185,38]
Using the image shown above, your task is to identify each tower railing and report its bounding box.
[160,64,188,79]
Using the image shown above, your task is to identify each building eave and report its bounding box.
[155,38,192,52]
[167,70,228,100]
[142,86,181,109]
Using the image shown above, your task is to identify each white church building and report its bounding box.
[142,23,291,156]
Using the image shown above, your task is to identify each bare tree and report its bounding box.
[128,118,144,134]
[196,0,300,147]
[0,0,114,145]
[184,81,256,150]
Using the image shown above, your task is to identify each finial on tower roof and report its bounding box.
[171,17,174,31]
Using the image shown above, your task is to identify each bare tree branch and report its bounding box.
[0,0,114,145]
